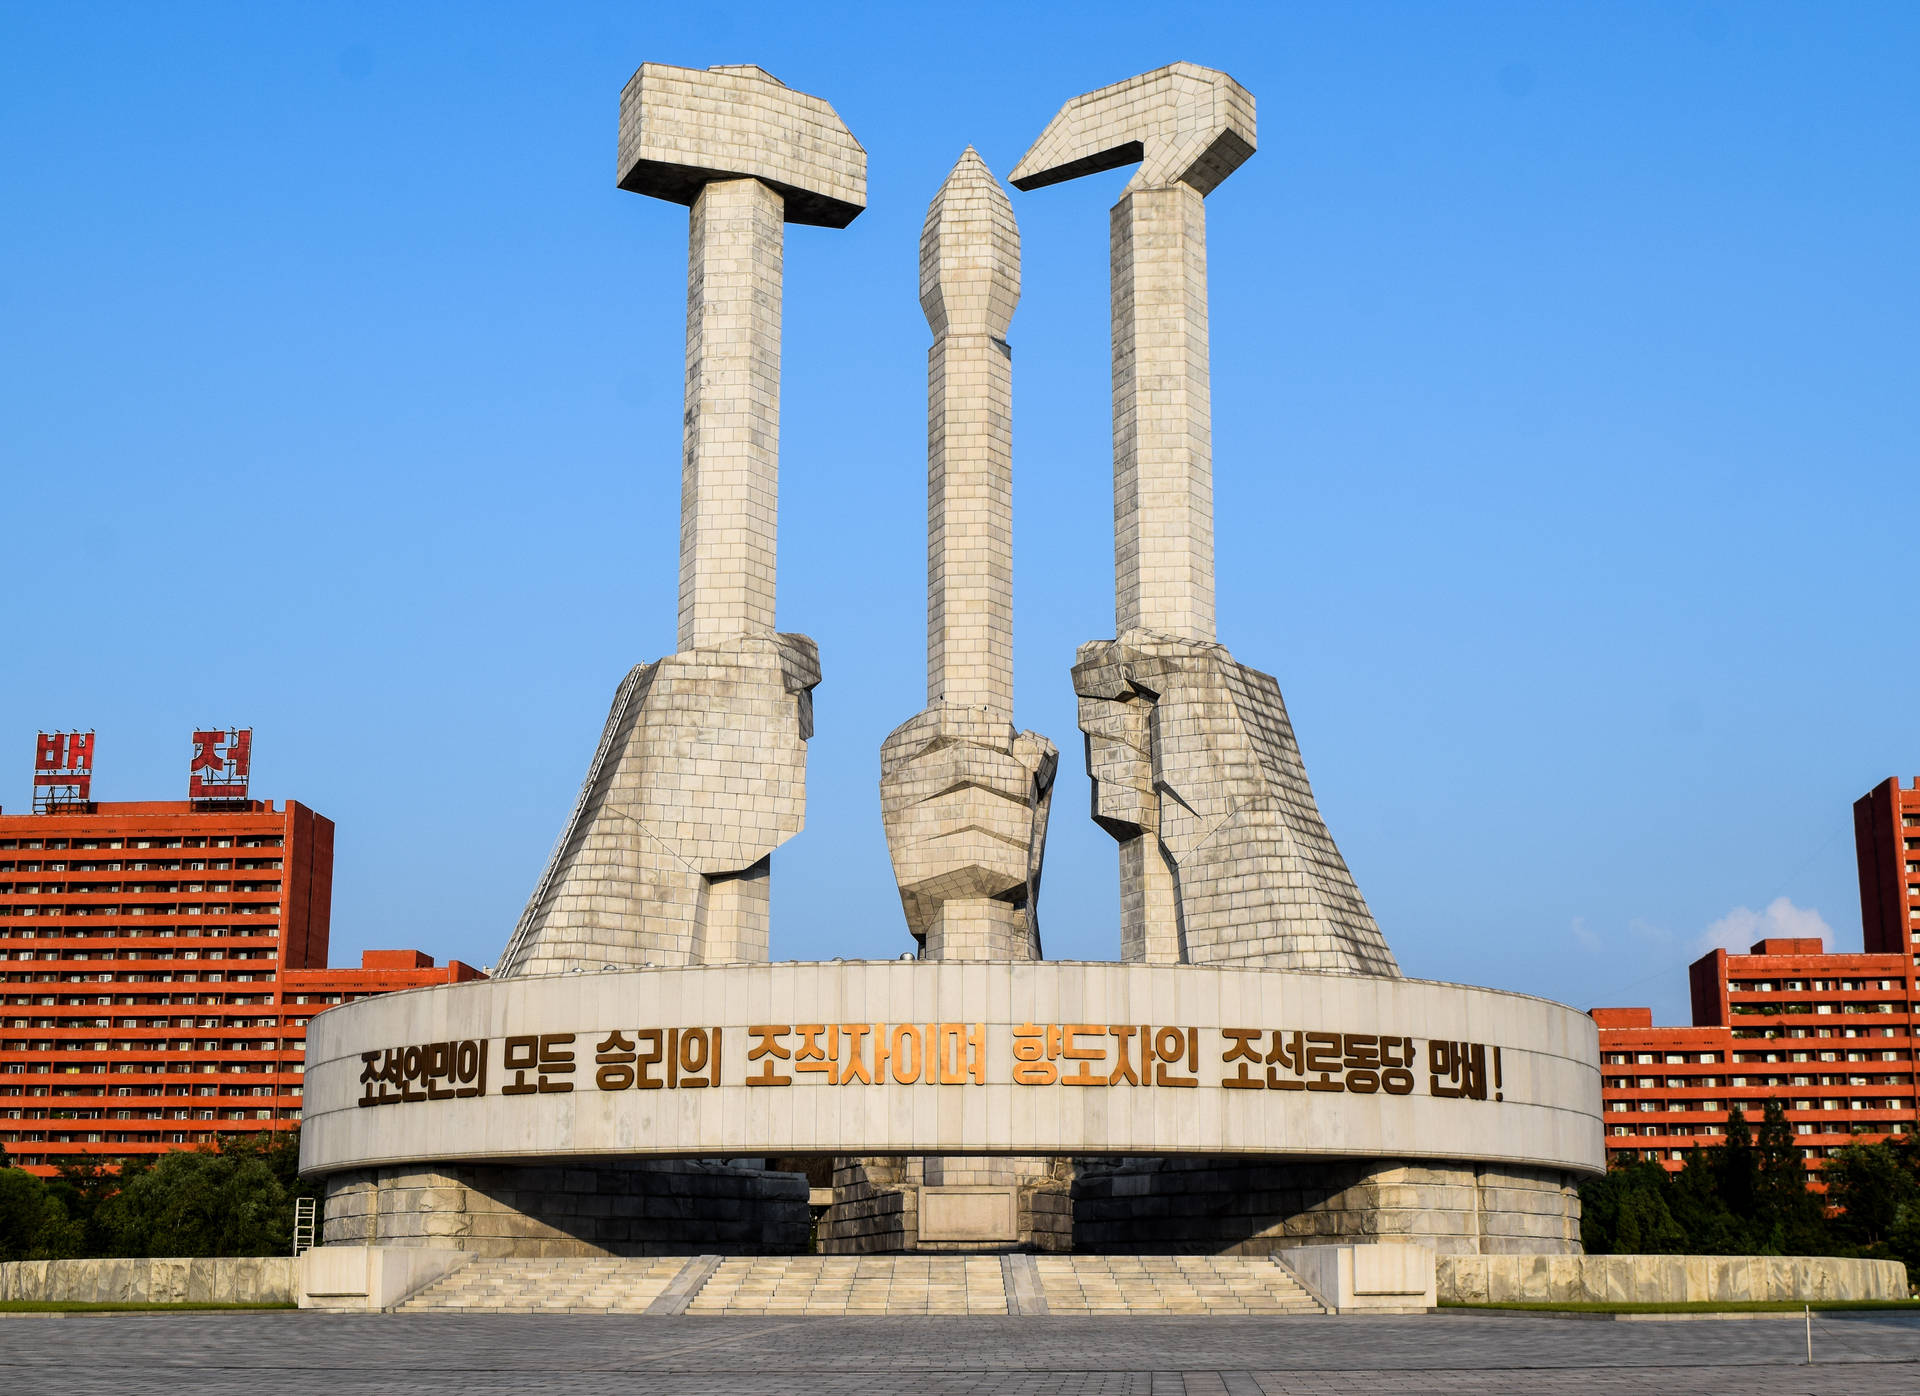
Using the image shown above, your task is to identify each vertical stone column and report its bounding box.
[925,279,1016,708]
[681,177,785,651]
[695,856,771,965]
[1111,184,1214,642]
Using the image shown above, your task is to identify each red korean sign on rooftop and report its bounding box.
[190,727,252,801]
[32,731,94,811]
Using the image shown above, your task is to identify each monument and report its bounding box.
[302,61,1603,1267]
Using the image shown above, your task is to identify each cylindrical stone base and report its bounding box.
[319,1159,810,1258]
[1071,1157,1583,1256]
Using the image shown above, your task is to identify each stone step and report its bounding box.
[397,1254,1328,1316]
[1033,1256,1324,1315]
[688,1256,1009,1315]
[399,1257,688,1313]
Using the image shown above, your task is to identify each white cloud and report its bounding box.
[1692,897,1832,959]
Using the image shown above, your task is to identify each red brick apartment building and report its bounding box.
[1594,777,1920,1177]
[0,743,482,1174]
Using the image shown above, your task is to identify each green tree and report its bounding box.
[1882,1138,1920,1278]
[1827,1136,1920,1259]
[48,1156,120,1257]
[95,1137,291,1258]
[1755,1098,1828,1253]
[0,1166,82,1262]
[1579,1157,1687,1253]
[1668,1147,1744,1253]
[251,1128,320,1213]
[1714,1104,1759,1223]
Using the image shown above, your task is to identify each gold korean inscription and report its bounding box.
[354,1024,1509,1107]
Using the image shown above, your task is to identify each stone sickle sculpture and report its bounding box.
[496,64,865,976]
[879,148,1057,961]
[1013,63,1398,975]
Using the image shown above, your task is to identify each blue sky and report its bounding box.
[2,3,1914,1026]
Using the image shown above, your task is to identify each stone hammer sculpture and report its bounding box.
[497,65,865,976]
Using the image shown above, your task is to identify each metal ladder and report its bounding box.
[292,1197,318,1257]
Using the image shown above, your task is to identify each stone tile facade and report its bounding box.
[679,175,785,651]
[1106,183,1214,642]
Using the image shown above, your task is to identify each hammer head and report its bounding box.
[1009,61,1255,197]
[617,63,867,229]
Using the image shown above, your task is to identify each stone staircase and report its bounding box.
[399,1254,1326,1315]
[690,1256,1009,1315]
[1034,1256,1324,1315]
[400,1257,688,1313]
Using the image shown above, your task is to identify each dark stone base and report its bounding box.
[316,1155,1580,1258]
[1072,1157,1583,1256]
[822,1156,1073,1254]
[320,1159,810,1257]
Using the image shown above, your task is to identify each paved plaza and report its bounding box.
[1,1310,1917,1395]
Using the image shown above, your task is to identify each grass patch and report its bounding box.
[0,1300,295,1314]
[1442,1299,1918,1314]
